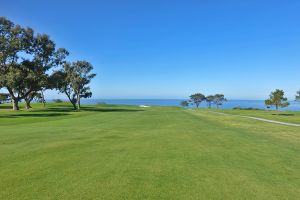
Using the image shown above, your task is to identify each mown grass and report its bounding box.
[1,103,300,199]
[205,108,300,124]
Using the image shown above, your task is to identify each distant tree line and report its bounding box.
[0,17,96,110]
[181,89,300,110]
[181,93,226,109]
[0,93,10,104]
[296,90,300,102]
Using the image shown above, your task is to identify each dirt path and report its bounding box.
[207,111,300,127]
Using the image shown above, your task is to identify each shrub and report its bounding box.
[53,99,63,103]
[233,107,262,110]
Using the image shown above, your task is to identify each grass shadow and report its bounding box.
[0,105,144,117]
[36,106,144,113]
[0,113,70,118]
[271,113,295,116]
[80,107,144,112]
[45,107,77,112]
[0,105,13,109]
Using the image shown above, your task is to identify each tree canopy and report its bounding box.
[265,89,289,110]
[205,95,214,108]
[213,94,226,108]
[53,61,96,110]
[0,17,95,110]
[180,100,189,108]
[189,93,205,108]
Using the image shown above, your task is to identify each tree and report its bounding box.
[18,34,68,110]
[213,94,226,108]
[23,91,45,109]
[189,93,205,108]
[296,90,300,102]
[54,61,96,110]
[34,92,46,105]
[0,17,35,110]
[205,95,214,108]
[180,100,189,108]
[0,17,69,110]
[1,61,35,110]
[265,89,289,110]
[24,91,35,109]
[25,36,68,109]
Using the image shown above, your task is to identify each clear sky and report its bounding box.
[1,0,300,100]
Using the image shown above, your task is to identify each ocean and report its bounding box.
[78,99,300,111]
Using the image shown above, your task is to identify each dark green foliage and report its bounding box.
[0,17,35,110]
[213,94,226,108]
[180,100,189,108]
[265,89,289,110]
[205,95,214,108]
[0,17,68,110]
[0,17,97,111]
[189,93,205,108]
[233,106,263,110]
[189,93,226,109]
[54,61,96,110]
[0,93,10,103]
[53,99,63,103]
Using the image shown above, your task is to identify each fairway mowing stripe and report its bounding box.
[207,111,300,127]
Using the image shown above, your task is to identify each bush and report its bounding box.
[233,107,263,110]
[180,100,189,107]
[53,99,63,103]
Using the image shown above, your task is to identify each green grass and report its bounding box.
[206,108,300,124]
[1,103,300,199]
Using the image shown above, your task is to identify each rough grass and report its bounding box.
[0,103,300,199]
[206,108,300,124]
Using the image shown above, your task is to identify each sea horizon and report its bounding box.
[47,99,300,111]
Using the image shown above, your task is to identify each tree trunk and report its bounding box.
[12,98,19,111]
[76,90,81,110]
[64,90,77,110]
[77,98,81,110]
[7,88,19,111]
[71,101,77,110]
[41,90,46,107]
[24,98,32,110]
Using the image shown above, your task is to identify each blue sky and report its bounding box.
[1,0,300,99]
